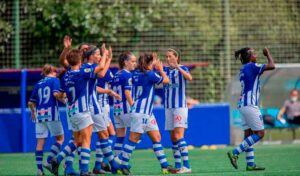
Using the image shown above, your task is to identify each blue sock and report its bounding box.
[177,138,190,169]
[65,138,75,169]
[114,137,125,157]
[94,141,103,170]
[56,142,77,164]
[35,150,43,172]
[46,142,61,164]
[120,140,137,168]
[152,142,169,168]
[77,147,82,170]
[172,142,181,169]
[109,135,116,147]
[80,148,90,173]
[246,147,255,166]
[65,152,75,169]
[233,134,260,155]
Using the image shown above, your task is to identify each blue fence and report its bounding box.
[0,104,230,153]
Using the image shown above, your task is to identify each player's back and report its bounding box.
[132,70,162,115]
[31,76,60,122]
[63,69,90,115]
[97,69,114,106]
[111,69,132,115]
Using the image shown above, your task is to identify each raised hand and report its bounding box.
[263,47,270,57]
[63,35,72,48]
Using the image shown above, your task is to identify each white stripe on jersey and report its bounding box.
[175,74,179,106]
[81,95,87,111]
[145,86,154,114]
[252,76,259,105]
[168,84,173,108]
[140,98,146,113]
[247,91,251,106]
[181,73,186,106]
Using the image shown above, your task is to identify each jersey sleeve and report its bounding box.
[29,84,38,102]
[106,70,114,83]
[252,63,266,75]
[149,71,163,85]
[52,78,60,93]
[123,73,133,90]
[180,65,190,73]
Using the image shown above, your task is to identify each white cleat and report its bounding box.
[177,167,192,174]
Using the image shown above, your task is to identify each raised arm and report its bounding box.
[97,46,112,78]
[263,47,275,71]
[59,35,72,67]
[177,65,192,81]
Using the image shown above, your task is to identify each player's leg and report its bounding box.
[228,106,264,170]
[246,129,265,171]
[165,109,181,170]
[114,114,126,157]
[64,137,79,176]
[119,131,141,175]
[170,108,191,174]
[79,124,93,175]
[45,121,64,169]
[36,138,46,176]
[35,122,47,175]
[92,114,119,174]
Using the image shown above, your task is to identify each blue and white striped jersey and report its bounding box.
[238,62,266,108]
[111,69,132,115]
[81,63,102,115]
[97,69,114,107]
[61,66,96,116]
[163,65,189,109]
[132,70,163,115]
[29,77,60,122]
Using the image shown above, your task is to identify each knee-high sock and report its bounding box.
[80,148,90,173]
[120,140,137,168]
[35,150,43,172]
[245,147,255,166]
[172,142,181,169]
[94,141,103,170]
[233,134,260,155]
[114,137,124,157]
[177,138,190,169]
[46,142,61,164]
[65,138,75,169]
[56,142,77,164]
[152,142,169,168]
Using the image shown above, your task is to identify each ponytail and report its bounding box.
[234,47,251,64]
[118,51,132,69]
[138,53,153,73]
[41,64,56,76]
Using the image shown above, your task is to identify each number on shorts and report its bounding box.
[142,118,148,124]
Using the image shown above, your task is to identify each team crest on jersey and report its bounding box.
[84,68,91,73]
[255,63,262,67]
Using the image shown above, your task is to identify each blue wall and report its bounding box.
[0,104,230,153]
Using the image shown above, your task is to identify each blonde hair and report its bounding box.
[41,64,56,76]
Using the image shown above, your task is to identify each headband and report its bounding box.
[85,47,98,59]
[168,48,179,57]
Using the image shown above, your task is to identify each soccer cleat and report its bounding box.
[79,172,96,176]
[176,167,192,174]
[120,168,132,175]
[92,168,106,174]
[166,165,179,174]
[64,167,80,176]
[51,159,59,176]
[36,169,45,176]
[101,163,111,173]
[227,151,239,169]
[43,162,52,174]
[246,164,265,171]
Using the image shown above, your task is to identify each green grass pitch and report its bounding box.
[0,144,300,175]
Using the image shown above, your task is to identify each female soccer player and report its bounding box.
[28,64,65,176]
[111,52,136,158]
[118,53,177,175]
[93,68,121,174]
[163,48,193,174]
[51,48,108,176]
[227,47,275,171]
[81,45,120,174]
